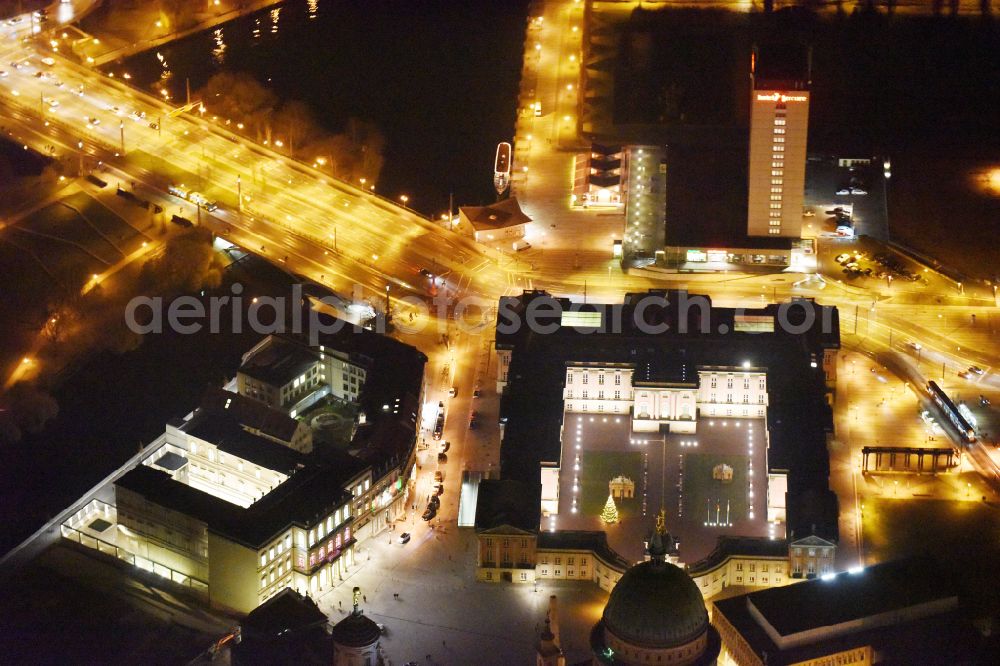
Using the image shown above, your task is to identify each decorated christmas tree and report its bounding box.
[600,493,619,524]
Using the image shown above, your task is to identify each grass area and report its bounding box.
[682,453,748,524]
[863,498,1000,612]
[580,451,644,520]
[302,397,358,448]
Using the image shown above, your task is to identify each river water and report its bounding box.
[118,0,530,216]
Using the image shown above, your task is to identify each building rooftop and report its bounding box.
[687,536,789,576]
[537,530,630,570]
[712,557,983,664]
[748,556,958,639]
[234,588,330,665]
[118,455,358,549]
[199,386,302,445]
[459,197,532,231]
[180,409,306,474]
[753,41,810,90]
[239,337,319,387]
[496,291,839,543]
[329,610,381,649]
[474,479,541,533]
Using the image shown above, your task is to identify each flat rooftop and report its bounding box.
[555,413,770,564]
[712,557,983,664]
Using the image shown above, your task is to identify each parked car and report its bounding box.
[836,188,851,196]
[969,366,985,375]
[448,387,457,397]
[434,470,444,483]
[435,483,444,496]
[428,496,440,510]
[399,532,411,544]
[441,441,451,453]
[422,507,436,521]
[850,188,868,195]
[472,387,481,398]
[437,452,447,463]
[958,371,972,380]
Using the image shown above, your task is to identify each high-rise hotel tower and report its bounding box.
[747,45,811,238]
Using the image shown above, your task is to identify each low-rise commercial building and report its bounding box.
[66,323,426,613]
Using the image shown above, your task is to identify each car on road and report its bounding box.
[86,116,100,126]
[398,532,411,544]
[472,387,481,398]
[130,109,146,122]
[969,366,985,375]
[958,371,972,380]
[835,253,850,264]
[42,97,58,108]
[906,341,922,351]
[469,413,478,429]
[448,387,457,397]
[850,188,868,195]
[980,395,991,406]
[0,70,8,77]
[40,57,55,67]
[836,188,851,196]
[419,268,433,278]
[802,210,815,217]
[533,101,542,116]
[73,85,84,96]
[148,121,159,130]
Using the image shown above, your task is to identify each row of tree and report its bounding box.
[198,72,385,186]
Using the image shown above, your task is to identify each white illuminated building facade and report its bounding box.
[562,365,768,425]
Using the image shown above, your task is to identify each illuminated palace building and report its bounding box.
[61,332,426,613]
[488,291,841,594]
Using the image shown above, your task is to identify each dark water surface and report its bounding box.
[119,0,530,215]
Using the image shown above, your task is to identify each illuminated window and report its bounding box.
[768,229,780,234]
[769,203,782,209]
[773,128,785,134]
[773,136,785,143]
[769,220,781,226]
[771,187,783,193]
[774,118,786,126]
[773,144,785,152]
[771,178,783,185]
[771,169,783,176]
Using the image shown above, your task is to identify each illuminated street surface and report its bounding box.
[0,0,999,663]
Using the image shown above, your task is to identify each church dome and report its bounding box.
[601,558,708,649]
[330,611,381,648]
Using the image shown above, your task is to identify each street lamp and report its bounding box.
[400,194,409,208]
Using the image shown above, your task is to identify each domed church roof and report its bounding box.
[600,528,709,649]
[601,558,708,648]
